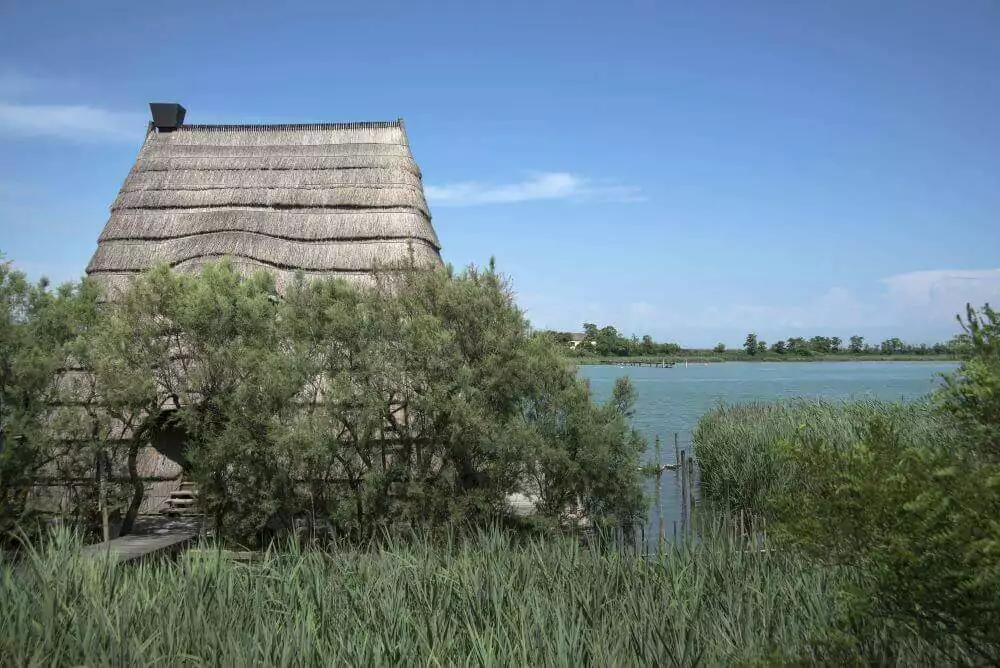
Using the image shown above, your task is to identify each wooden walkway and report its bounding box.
[81,531,198,563]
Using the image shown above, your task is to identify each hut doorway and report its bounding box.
[149,411,191,473]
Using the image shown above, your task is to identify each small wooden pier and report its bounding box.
[599,360,676,368]
[81,530,198,564]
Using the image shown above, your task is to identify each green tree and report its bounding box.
[1,260,100,541]
[935,303,1000,456]
[756,340,767,355]
[713,343,726,353]
[102,261,646,544]
[640,335,654,355]
[879,338,905,355]
[830,336,843,354]
[848,335,865,354]
[595,326,623,357]
[786,337,810,356]
[771,340,787,355]
[809,336,831,354]
[743,333,758,356]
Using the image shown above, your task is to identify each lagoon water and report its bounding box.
[578,361,959,533]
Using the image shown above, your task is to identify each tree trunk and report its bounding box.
[119,441,144,536]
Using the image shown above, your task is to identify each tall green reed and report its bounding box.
[0,527,957,666]
[693,398,953,514]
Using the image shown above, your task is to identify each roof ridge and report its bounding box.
[178,121,402,132]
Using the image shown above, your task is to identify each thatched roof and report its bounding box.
[87,111,442,294]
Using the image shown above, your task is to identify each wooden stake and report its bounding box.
[655,435,664,551]
[98,451,109,544]
[680,450,687,535]
[688,456,695,511]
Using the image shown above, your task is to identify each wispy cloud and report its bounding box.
[0,67,143,142]
[881,269,1000,314]
[693,270,1000,337]
[425,172,644,206]
[0,102,143,142]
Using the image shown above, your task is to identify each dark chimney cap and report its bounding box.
[149,103,186,131]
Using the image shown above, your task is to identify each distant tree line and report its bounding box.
[740,333,968,357]
[544,324,966,360]
[543,324,681,358]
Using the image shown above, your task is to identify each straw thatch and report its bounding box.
[86,118,443,292]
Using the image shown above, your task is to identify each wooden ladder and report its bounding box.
[164,481,199,516]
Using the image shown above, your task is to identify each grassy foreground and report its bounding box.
[0,529,952,666]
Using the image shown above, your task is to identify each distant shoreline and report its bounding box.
[566,355,961,366]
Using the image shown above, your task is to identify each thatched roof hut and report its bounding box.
[86,103,442,294]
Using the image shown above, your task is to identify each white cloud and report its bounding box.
[0,102,143,142]
[425,172,643,206]
[881,269,1000,316]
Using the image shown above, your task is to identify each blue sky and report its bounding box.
[1,0,998,347]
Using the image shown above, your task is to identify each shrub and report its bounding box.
[693,399,951,515]
[770,414,1000,662]
[935,303,1000,456]
[77,260,646,545]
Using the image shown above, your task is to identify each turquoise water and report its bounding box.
[578,361,959,531]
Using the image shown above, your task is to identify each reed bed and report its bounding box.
[693,398,953,514]
[0,528,953,666]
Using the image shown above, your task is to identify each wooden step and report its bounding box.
[169,490,198,500]
[163,507,201,517]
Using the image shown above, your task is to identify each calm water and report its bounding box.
[578,361,959,532]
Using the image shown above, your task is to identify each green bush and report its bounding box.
[3,258,646,545]
[693,398,951,515]
[770,418,1000,662]
[936,303,1000,456]
[1,258,103,543]
[694,304,1000,660]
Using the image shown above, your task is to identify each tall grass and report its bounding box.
[0,527,956,666]
[693,399,954,514]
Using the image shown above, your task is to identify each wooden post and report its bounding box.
[98,451,109,544]
[688,456,695,511]
[655,435,664,552]
[680,449,687,536]
[674,432,680,469]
